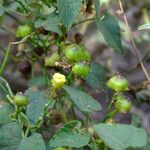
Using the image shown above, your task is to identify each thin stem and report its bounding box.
[0,44,11,75]
[44,99,54,115]
[86,112,92,126]
[72,17,95,27]
[0,32,35,75]
[71,106,77,120]
[0,77,14,97]
[108,92,119,110]
[24,125,30,137]
[10,32,36,45]
[82,111,92,126]
[118,0,150,81]
[0,83,8,94]
[91,137,99,150]
[14,105,20,119]
[103,110,117,122]
[0,46,17,61]
[50,88,56,98]
[6,95,14,104]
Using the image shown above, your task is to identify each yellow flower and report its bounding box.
[51,73,66,89]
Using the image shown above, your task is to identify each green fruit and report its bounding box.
[64,44,83,62]
[44,53,60,67]
[115,95,132,113]
[79,45,91,61]
[72,62,90,77]
[16,25,32,38]
[13,94,29,107]
[83,50,91,61]
[107,75,129,92]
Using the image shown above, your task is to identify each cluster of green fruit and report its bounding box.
[64,44,90,77]
[15,25,131,113]
[107,75,132,113]
[44,44,91,78]
[16,25,90,78]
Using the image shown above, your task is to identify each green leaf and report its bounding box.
[0,103,14,125]
[138,23,150,30]
[131,114,141,127]
[0,122,22,149]
[17,133,46,150]
[35,13,61,35]
[137,141,150,150]
[94,0,100,15]
[85,62,106,90]
[4,2,20,12]
[96,12,123,53]
[28,75,46,87]
[26,89,53,125]
[49,120,90,148]
[0,6,4,16]
[0,83,8,101]
[63,86,101,112]
[58,0,82,28]
[94,123,147,150]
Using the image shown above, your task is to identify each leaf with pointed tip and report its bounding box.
[94,0,100,15]
[58,0,82,28]
[35,13,61,35]
[96,12,124,53]
[63,86,101,112]
[85,62,106,90]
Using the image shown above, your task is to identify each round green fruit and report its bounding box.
[44,53,60,67]
[72,62,90,77]
[64,44,83,62]
[107,75,129,92]
[115,95,132,113]
[16,25,32,38]
[83,50,91,61]
[79,45,91,61]
[13,94,29,107]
